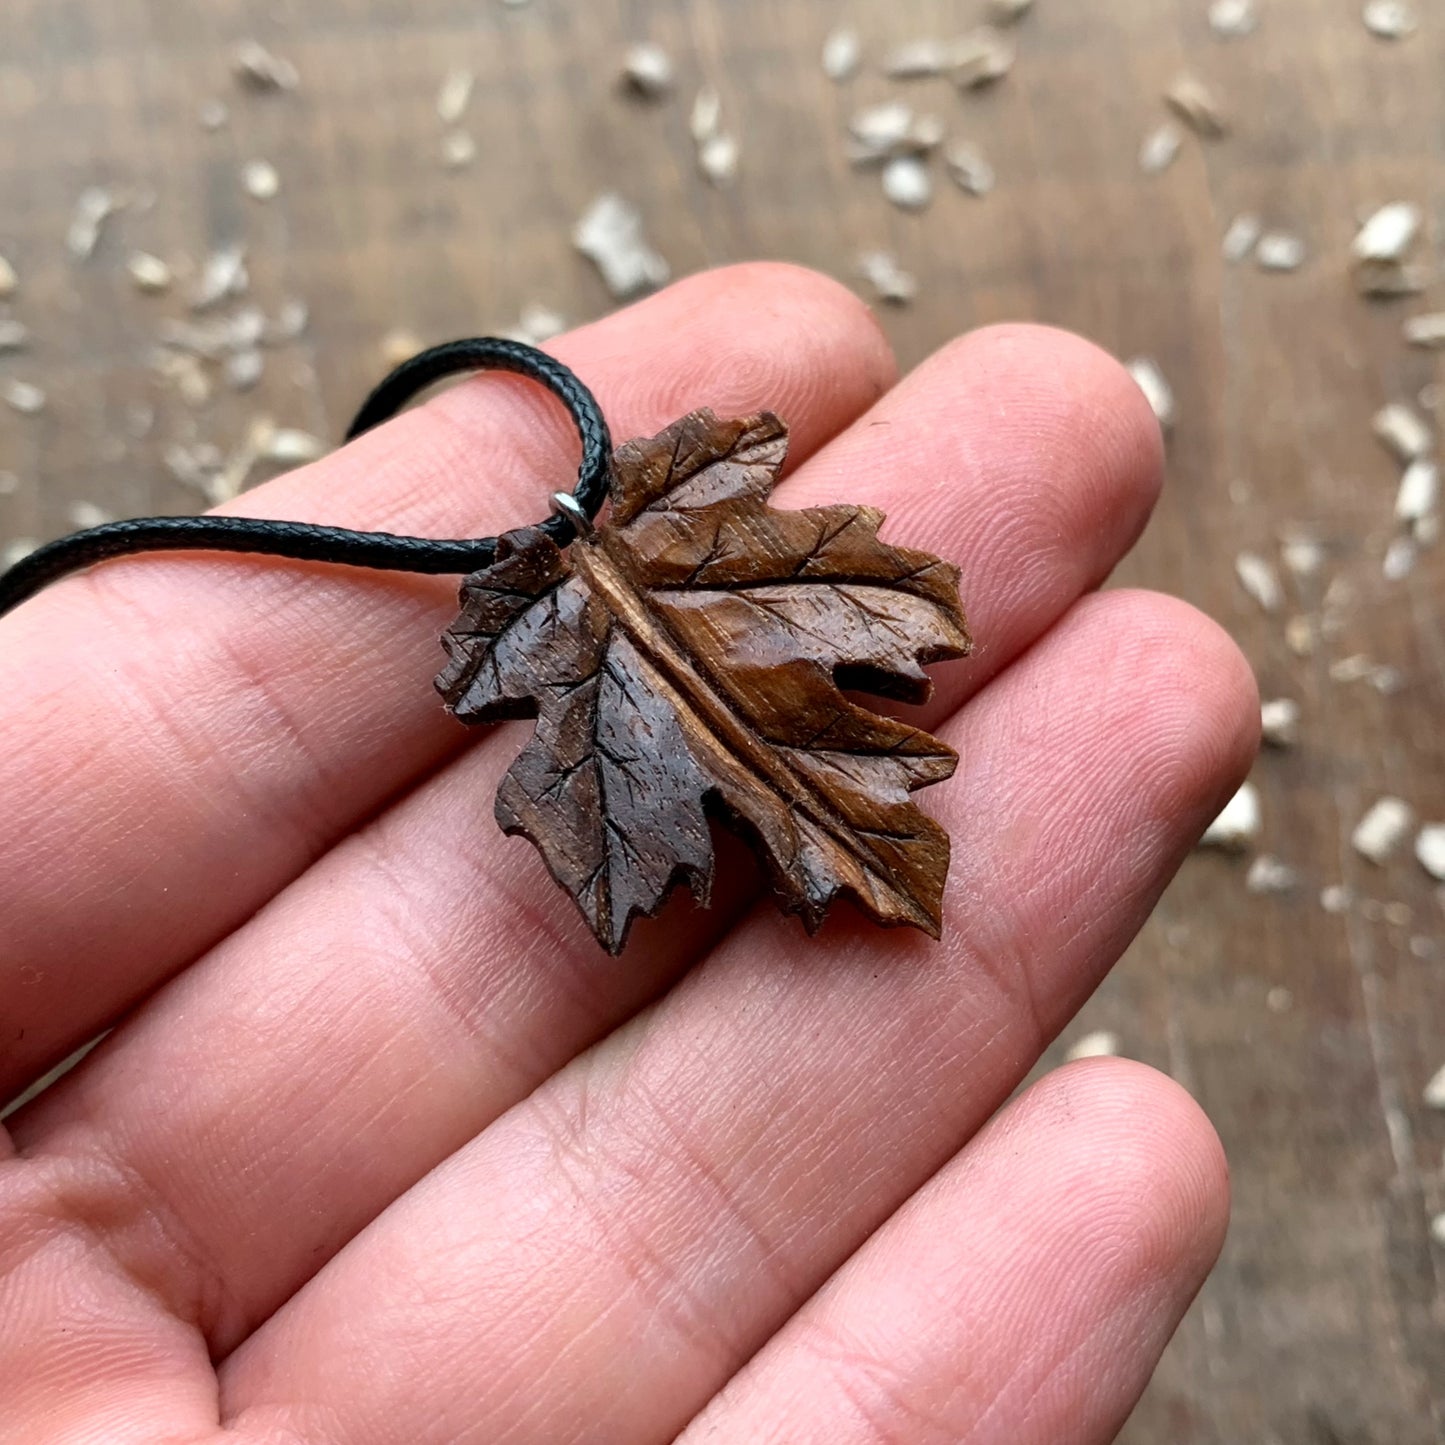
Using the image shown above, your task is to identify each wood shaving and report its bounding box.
[1322,574,1354,621]
[264,427,328,466]
[988,0,1035,24]
[690,88,722,145]
[1352,796,1414,864]
[1260,698,1300,747]
[164,440,224,498]
[621,43,674,99]
[233,40,300,92]
[945,142,995,196]
[1256,232,1306,271]
[1329,653,1374,684]
[1248,855,1299,894]
[152,349,213,407]
[242,159,280,200]
[1126,357,1176,428]
[159,306,266,361]
[1280,531,1327,577]
[1320,883,1353,914]
[1,538,37,567]
[688,90,737,184]
[225,348,264,391]
[1209,0,1259,37]
[191,244,249,311]
[1396,459,1439,523]
[67,186,121,261]
[509,304,567,345]
[822,28,862,82]
[849,101,915,153]
[1139,123,1183,176]
[1065,1030,1121,1061]
[1353,259,1429,297]
[1,379,45,415]
[1200,781,1261,850]
[883,39,954,79]
[1373,402,1432,462]
[858,250,917,305]
[199,99,229,131]
[847,104,943,165]
[0,255,17,298]
[66,500,112,530]
[1403,313,1445,349]
[698,133,740,187]
[206,420,278,504]
[381,329,424,368]
[436,68,475,124]
[265,299,309,345]
[1165,75,1229,138]
[951,29,1016,89]
[1382,537,1416,580]
[1222,212,1263,263]
[0,319,29,352]
[573,193,670,298]
[1235,551,1283,612]
[1362,0,1417,39]
[442,131,477,169]
[1424,1061,1445,1109]
[1352,202,1421,263]
[127,251,173,293]
[1267,987,1293,1013]
[881,155,932,212]
[1417,824,1445,882]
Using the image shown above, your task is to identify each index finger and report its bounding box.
[0,263,895,1100]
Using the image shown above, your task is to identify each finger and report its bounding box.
[781,321,1164,717]
[216,589,1258,1444]
[10,328,1164,1358]
[0,261,895,1100]
[679,1061,1229,1445]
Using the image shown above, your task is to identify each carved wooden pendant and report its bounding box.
[436,410,971,953]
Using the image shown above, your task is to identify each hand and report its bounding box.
[0,265,1256,1445]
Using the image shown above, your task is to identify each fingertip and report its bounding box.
[1100,589,1262,821]
[1015,1057,1231,1291]
[566,262,900,460]
[941,323,1165,561]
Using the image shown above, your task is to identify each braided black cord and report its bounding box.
[0,337,611,618]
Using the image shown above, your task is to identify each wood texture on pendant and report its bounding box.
[436,409,972,953]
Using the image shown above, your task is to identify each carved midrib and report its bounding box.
[568,535,934,928]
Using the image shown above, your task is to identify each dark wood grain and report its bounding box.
[438,409,969,951]
[0,1,1441,1439]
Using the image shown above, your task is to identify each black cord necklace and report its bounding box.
[0,337,611,618]
[0,336,973,955]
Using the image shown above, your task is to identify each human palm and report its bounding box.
[0,265,1255,1444]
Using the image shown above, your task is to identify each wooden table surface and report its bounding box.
[2,1,1442,1439]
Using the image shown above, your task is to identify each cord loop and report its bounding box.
[0,337,611,618]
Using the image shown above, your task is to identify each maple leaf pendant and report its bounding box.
[436,410,972,953]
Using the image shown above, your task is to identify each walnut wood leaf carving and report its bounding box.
[436,409,972,953]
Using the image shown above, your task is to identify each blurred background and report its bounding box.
[1,1,1441,1439]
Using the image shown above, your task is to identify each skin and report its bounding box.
[0,264,1257,1445]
